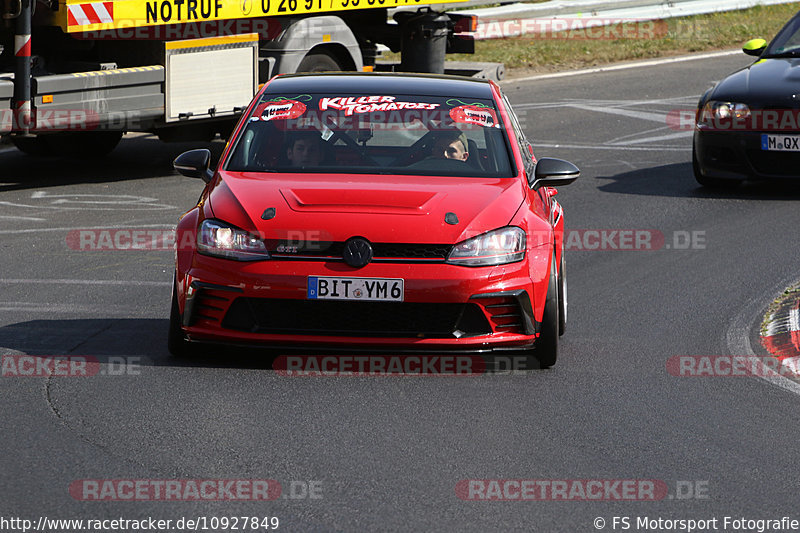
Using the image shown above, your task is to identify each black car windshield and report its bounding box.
[224,92,515,177]
[763,14,800,57]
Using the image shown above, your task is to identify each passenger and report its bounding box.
[430,129,469,162]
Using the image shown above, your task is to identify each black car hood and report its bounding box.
[710,58,800,107]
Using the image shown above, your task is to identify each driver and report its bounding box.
[430,129,469,162]
[285,132,326,167]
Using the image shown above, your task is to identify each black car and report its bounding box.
[693,12,800,187]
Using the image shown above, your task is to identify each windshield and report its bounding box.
[764,13,800,57]
[224,92,516,177]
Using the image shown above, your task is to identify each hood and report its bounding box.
[208,171,526,244]
[711,58,800,107]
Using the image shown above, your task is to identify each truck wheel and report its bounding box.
[12,136,52,157]
[297,51,342,72]
[51,131,123,158]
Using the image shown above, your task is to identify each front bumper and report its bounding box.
[694,128,800,180]
[177,255,545,350]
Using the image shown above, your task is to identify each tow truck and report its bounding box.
[0,0,483,156]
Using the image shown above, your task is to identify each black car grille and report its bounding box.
[269,242,452,261]
[221,298,491,338]
[745,149,800,177]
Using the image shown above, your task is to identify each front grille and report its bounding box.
[269,242,451,261]
[481,295,525,334]
[705,146,744,170]
[221,298,491,338]
[745,149,800,177]
[372,243,452,259]
[190,288,236,325]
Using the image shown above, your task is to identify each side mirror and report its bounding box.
[530,157,580,190]
[174,149,214,183]
[742,38,767,57]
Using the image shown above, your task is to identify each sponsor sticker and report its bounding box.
[318,96,440,116]
[252,97,309,122]
[448,103,499,128]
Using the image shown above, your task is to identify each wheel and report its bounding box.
[50,131,123,158]
[557,251,567,337]
[297,51,342,73]
[534,256,560,369]
[693,144,740,188]
[168,279,193,357]
[12,136,52,156]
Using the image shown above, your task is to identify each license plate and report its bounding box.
[761,134,800,151]
[307,276,404,301]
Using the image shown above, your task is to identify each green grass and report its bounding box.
[384,3,800,75]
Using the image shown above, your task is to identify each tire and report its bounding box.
[297,51,342,73]
[534,256,560,369]
[558,252,567,337]
[12,136,52,157]
[50,131,123,158]
[693,145,740,189]
[168,279,193,357]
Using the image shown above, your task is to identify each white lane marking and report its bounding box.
[612,131,694,145]
[0,224,172,235]
[30,191,163,205]
[606,124,674,144]
[503,49,743,84]
[0,279,170,286]
[0,191,175,211]
[0,302,155,312]
[727,278,800,397]
[565,103,668,123]
[0,215,47,222]
[534,142,686,152]
[0,201,174,211]
[514,95,700,110]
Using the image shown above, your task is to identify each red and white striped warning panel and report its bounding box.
[67,2,114,27]
[761,296,800,375]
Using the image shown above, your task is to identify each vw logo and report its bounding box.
[343,237,373,268]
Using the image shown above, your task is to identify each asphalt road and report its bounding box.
[3,52,800,532]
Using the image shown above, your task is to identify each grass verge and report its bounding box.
[383,3,800,77]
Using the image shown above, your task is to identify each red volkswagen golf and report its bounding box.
[169,72,578,368]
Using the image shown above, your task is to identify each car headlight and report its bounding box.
[447,227,526,267]
[197,219,270,261]
[699,101,751,125]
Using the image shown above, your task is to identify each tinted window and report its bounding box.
[225,92,514,177]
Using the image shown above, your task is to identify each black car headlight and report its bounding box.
[447,227,526,267]
[197,219,270,261]
[699,101,751,126]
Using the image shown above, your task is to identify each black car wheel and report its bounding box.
[693,144,741,188]
[534,256,560,369]
[168,278,193,357]
[558,251,567,337]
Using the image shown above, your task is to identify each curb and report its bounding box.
[760,293,800,375]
